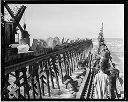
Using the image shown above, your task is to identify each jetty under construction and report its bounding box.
[1,4,124,100]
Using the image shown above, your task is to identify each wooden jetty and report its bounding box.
[2,4,123,100]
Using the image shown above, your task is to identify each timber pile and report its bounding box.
[45,67,88,99]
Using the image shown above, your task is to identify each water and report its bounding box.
[92,38,124,98]
[92,38,124,73]
[105,38,124,73]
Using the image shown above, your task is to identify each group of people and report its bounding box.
[92,36,121,99]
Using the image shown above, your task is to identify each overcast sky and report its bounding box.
[7,4,124,40]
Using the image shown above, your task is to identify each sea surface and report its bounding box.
[92,38,124,74]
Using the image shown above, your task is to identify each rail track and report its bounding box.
[83,69,95,99]
[76,68,95,99]
[76,68,111,99]
[76,22,121,99]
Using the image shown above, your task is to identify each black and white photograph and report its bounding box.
[1,2,125,100]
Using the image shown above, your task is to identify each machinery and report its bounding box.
[3,4,30,56]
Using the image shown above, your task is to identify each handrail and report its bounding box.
[2,39,93,100]
[4,40,93,75]
[5,39,92,64]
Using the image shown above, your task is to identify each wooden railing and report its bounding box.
[2,39,93,100]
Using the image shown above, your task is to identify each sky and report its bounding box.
[6,4,124,40]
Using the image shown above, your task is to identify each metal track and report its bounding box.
[76,69,95,99]
[82,70,95,99]
[77,70,118,99]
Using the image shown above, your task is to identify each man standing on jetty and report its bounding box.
[94,58,110,99]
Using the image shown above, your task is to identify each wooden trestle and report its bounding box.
[2,39,93,100]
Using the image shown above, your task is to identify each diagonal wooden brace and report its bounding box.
[5,4,26,33]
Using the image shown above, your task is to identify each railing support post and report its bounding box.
[45,60,51,97]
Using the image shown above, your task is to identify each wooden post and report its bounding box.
[69,51,72,74]
[15,70,20,99]
[69,51,74,73]
[41,77,45,96]
[45,59,51,97]
[2,74,9,99]
[79,50,81,63]
[63,53,68,75]
[72,51,76,70]
[39,61,45,96]
[75,51,78,69]
[83,50,85,59]
[22,67,30,99]
[76,51,79,68]
[80,50,83,61]
[29,65,35,99]
[48,58,55,89]
[83,50,86,59]
[72,50,75,70]
[66,51,71,76]
[34,62,42,99]
[78,51,80,62]
[58,54,64,84]
[51,56,60,89]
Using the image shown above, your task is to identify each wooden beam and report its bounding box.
[5,4,25,32]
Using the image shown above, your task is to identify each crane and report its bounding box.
[4,4,30,55]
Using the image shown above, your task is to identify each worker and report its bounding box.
[99,44,111,74]
[17,38,29,53]
[91,53,101,74]
[108,66,120,99]
[94,58,110,99]
[100,44,110,59]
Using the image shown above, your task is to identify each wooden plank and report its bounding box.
[58,54,64,84]
[51,56,60,89]
[48,58,55,89]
